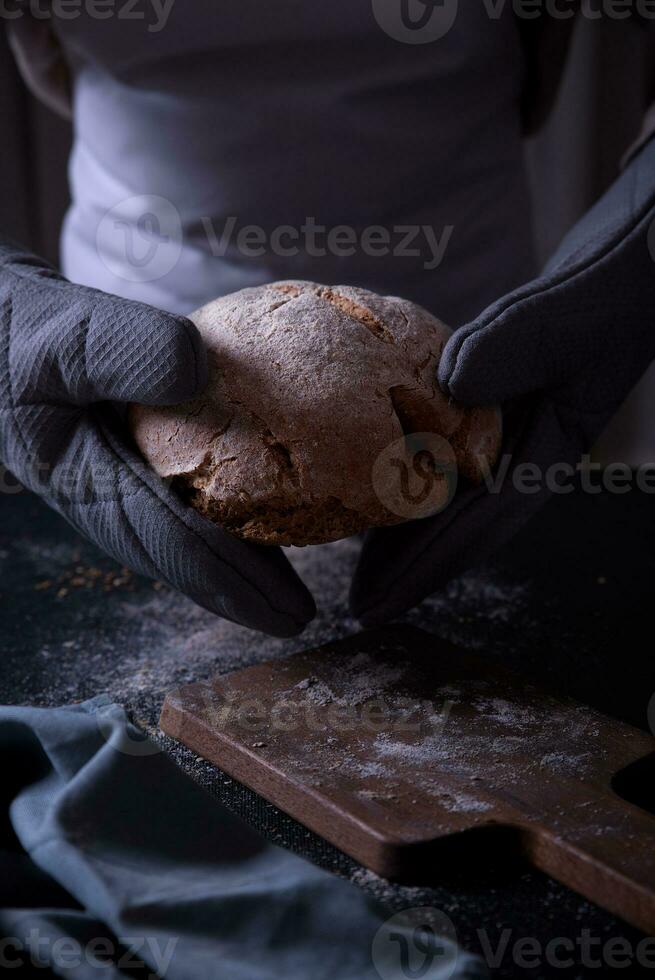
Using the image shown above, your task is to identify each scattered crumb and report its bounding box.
[32,562,136,598]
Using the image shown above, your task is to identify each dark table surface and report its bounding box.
[2,478,654,977]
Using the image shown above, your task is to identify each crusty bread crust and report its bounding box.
[129,281,501,546]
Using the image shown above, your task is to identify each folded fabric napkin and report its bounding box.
[0,697,484,979]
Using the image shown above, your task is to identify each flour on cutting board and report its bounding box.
[286,653,408,707]
[239,633,605,815]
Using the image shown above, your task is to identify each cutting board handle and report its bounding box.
[524,786,655,934]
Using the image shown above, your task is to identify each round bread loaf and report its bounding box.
[129,281,501,546]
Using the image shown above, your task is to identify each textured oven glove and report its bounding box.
[0,241,315,636]
[351,134,655,626]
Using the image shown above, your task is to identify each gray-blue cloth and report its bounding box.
[0,697,484,979]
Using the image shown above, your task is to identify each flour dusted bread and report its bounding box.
[129,282,501,546]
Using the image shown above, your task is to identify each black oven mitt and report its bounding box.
[0,241,314,636]
[351,134,655,626]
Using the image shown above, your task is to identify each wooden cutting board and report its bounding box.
[160,625,655,933]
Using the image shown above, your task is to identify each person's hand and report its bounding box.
[350,134,655,626]
[0,242,314,636]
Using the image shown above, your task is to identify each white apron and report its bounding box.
[19,3,536,322]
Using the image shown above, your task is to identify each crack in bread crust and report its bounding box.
[315,287,394,343]
[272,284,302,298]
[272,282,393,343]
